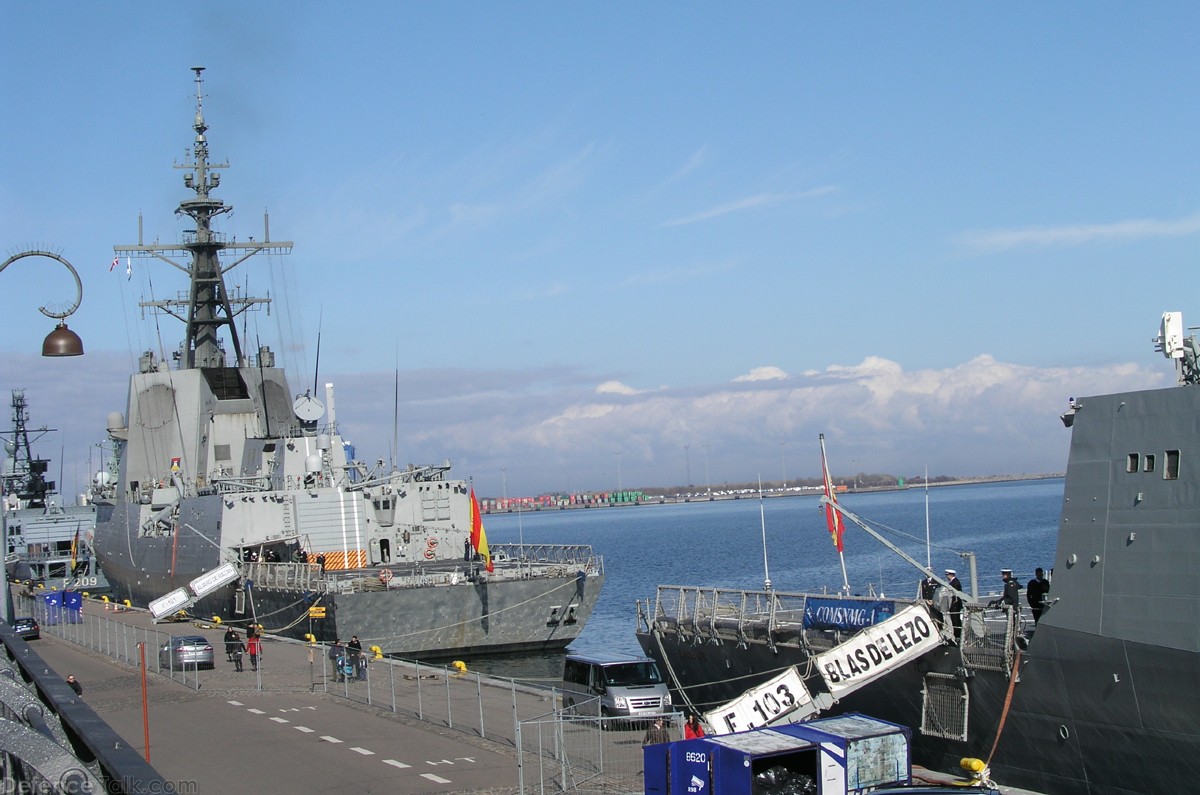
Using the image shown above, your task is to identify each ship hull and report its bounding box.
[95,498,603,658]
[639,622,1198,795]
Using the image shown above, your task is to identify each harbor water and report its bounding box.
[469,478,1063,684]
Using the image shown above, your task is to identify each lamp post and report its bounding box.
[0,250,85,356]
[0,249,86,624]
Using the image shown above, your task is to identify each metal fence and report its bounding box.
[517,707,684,795]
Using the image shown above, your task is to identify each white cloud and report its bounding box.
[661,186,836,227]
[16,349,1167,502]
[958,211,1200,253]
[734,366,788,382]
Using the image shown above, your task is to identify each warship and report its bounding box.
[1,389,106,593]
[91,68,603,659]
[638,311,1200,795]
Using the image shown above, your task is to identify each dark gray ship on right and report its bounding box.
[638,310,1199,795]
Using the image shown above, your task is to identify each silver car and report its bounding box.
[159,635,215,670]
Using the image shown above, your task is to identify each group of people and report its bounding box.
[642,712,706,745]
[328,636,367,682]
[921,565,1052,645]
[223,626,262,672]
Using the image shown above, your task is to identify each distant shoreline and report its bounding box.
[483,473,1064,514]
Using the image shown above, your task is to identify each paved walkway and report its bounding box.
[23,594,563,794]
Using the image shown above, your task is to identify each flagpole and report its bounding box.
[758,475,771,591]
[819,434,851,594]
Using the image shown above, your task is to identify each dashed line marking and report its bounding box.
[247,709,265,715]
[227,700,244,706]
[294,726,315,733]
[383,759,411,769]
[270,717,289,724]
[421,774,452,784]
[350,747,375,756]
[320,736,343,743]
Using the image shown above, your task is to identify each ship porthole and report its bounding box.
[1058,724,1070,740]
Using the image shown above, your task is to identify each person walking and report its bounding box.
[684,712,705,739]
[643,716,671,746]
[224,627,240,662]
[66,675,82,696]
[246,632,262,672]
[328,639,346,682]
[347,636,364,680]
[1026,568,1050,624]
[231,635,246,672]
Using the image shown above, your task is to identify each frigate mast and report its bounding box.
[115,66,292,369]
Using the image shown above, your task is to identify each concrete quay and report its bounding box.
[21,594,560,794]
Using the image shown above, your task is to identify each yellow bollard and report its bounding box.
[370,645,383,660]
[451,660,467,677]
[212,616,222,625]
[304,633,316,645]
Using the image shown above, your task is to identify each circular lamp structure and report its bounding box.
[0,249,85,356]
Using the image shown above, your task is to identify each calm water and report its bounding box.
[469,479,1063,682]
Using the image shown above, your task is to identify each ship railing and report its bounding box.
[645,585,924,652]
[209,474,274,494]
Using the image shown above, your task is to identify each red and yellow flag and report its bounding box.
[469,488,494,572]
[820,435,845,553]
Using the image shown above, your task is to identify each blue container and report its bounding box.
[644,713,910,795]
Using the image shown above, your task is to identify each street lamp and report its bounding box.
[1,250,85,356]
[0,249,86,624]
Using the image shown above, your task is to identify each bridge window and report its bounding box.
[1143,454,1156,473]
[1165,450,1180,480]
[1127,453,1139,473]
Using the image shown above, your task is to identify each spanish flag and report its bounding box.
[819,434,845,553]
[469,488,494,572]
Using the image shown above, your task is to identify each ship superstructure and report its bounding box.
[92,68,603,657]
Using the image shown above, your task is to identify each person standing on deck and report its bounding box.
[945,568,964,643]
[1026,568,1050,624]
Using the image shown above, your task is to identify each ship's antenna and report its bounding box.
[391,360,399,471]
[312,310,323,397]
[924,464,931,569]
[758,475,771,591]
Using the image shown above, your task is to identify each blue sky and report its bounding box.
[2,3,1197,501]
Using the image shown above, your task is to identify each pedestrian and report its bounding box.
[643,717,671,746]
[684,712,705,739]
[316,553,326,575]
[1026,567,1050,624]
[246,632,262,672]
[232,636,246,672]
[347,635,364,680]
[944,568,964,643]
[66,675,82,696]
[328,639,345,682]
[224,627,240,661]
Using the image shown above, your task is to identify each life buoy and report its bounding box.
[379,569,393,584]
[422,548,435,560]
[426,537,438,549]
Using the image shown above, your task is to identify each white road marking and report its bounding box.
[247,709,265,715]
[227,700,244,706]
[270,717,289,724]
[383,759,411,769]
[294,726,315,733]
[350,747,375,755]
[421,774,452,784]
[320,736,343,743]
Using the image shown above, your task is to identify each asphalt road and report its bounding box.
[30,633,523,794]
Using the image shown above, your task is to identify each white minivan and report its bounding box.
[561,652,672,719]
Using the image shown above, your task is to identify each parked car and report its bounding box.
[12,617,39,641]
[158,635,215,670]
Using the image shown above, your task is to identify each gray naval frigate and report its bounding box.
[91,68,603,659]
[2,389,106,593]
[638,311,1200,795]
